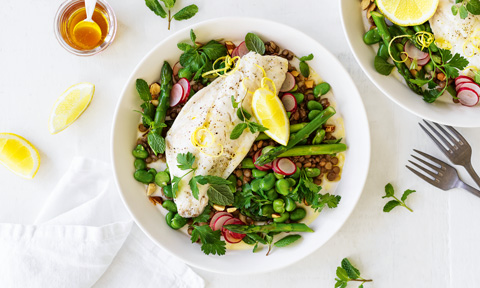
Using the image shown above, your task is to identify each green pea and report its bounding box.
[170,213,188,229]
[290,168,301,179]
[165,211,175,229]
[251,178,262,192]
[155,171,170,187]
[308,110,321,121]
[241,158,254,169]
[163,185,173,198]
[132,145,148,159]
[377,43,389,61]
[227,174,237,193]
[162,200,177,212]
[305,168,321,178]
[134,169,154,184]
[275,179,291,196]
[363,28,381,45]
[178,67,193,80]
[290,208,306,222]
[289,84,298,92]
[273,199,285,214]
[266,189,278,201]
[261,204,275,217]
[274,172,285,180]
[283,197,296,212]
[252,169,268,178]
[134,159,146,171]
[292,93,304,104]
[313,83,330,97]
[307,100,323,111]
[273,212,290,223]
[312,129,325,145]
[260,173,276,191]
[286,178,296,187]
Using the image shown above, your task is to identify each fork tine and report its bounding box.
[444,124,468,145]
[413,149,449,167]
[408,160,439,178]
[411,155,440,171]
[406,165,436,186]
[419,123,450,154]
[422,120,453,149]
[432,121,458,146]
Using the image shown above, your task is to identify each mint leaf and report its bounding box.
[273,234,301,247]
[467,0,480,14]
[409,78,433,86]
[230,123,247,140]
[231,95,239,108]
[401,189,416,202]
[247,122,268,133]
[341,258,361,279]
[336,267,349,281]
[299,53,314,62]
[374,55,394,76]
[160,0,175,9]
[383,200,401,212]
[173,4,199,21]
[195,175,231,185]
[177,43,192,52]
[383,183,395,198]
[171,176,182,198]
[452,4,459,15]
[460,5,469,18]
[236,107,251,121]
[474,70,480,84]
[145,0,167,18]
[190,29,196,44]
[200,40,228,61]
[177,152,195,170]
[136,79,151,101]
[207,184,234,205]
[245,33,265,55]
[147,133,165,155]
[189,176,199,200]
[299,61,310,78]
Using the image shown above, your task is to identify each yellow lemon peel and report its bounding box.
[388,35,410,63]
[463,29,480,58]
[202,55,241,78]
[190,125,223,158]
[415,31,435,50]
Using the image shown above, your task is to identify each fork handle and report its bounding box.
[464,161,480,189]
[458,181,480,198]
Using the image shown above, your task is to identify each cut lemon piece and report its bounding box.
[0,133,40,179]
[376,0,439,26]
[49,82,95,134]
[251,88,289,146]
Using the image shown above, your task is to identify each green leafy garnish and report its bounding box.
[192,205,211,224]
[297,53,314,78]
[190,225,226,256]
[230,96,268,140]
[382,183,415,212]
[452,0,480,18]
[207,184,234,206]
[291,169,341,211]
[136,79,152,101]
[374,55,394,76]
[145,0,198,30]
[335,258,372,288]
[273,234,301,247]
[245,33,265,55]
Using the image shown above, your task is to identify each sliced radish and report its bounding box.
[280,72,295,92]
[213,214,233,231]
[177,78,191,103]
[231,46,239,57]
[253,150,271,171]
[404,41,429,60]
[272,158,297,176]
[222,218,245,243]
[236,41,249,58]
[169,83,184,107]
[416,54,430,66]
[173,62,182,77]
[455,75,475,86]
[456,82,480,95]
[281,93,297,112]
[457,87,479,107]
[209,212,230,230]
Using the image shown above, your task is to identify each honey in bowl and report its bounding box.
[63,5,109,50]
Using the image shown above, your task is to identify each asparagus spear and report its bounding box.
[256,123,308,141]
[223,223,314,234]
[370,12,423,95]
[154,61,173,134]
[279,144,346,157]
[255,106,336,166]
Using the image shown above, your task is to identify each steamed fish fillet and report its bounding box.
[166,52,288,218]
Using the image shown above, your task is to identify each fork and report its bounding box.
[419,120,480,188]
[406,149,480,198]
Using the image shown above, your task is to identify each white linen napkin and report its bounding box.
[0,157,204,288]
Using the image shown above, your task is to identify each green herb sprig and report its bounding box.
[172,152,233,205]
[297,54,314,78]
[382,183,415,212]
[451,0,480,19]
[335,258,372,288]
[190,225,226,256]
[230,96,268,140]
[245,33,265,55]
[292,169,341,211]
[145,0,198,30]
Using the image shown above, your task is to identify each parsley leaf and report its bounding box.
[171,176,182,198]
[335,258,372,288]
[190,225,226,256]
[177,152,195,170]
[188,176,200,199]
[382,183,415,212]
[207,184,234,205]
[311,193,341,213]
[192,206,211,224]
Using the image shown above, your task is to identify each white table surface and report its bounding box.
[2,0,480,287]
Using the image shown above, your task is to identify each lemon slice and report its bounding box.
[0,133,40,179]
[252,88,289,146]
[49,82,95,134]
[376,0,439,26]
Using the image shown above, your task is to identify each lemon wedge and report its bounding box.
[252,88,289,146]
[49,82,95,134]
[0,133,40,179]
[376,0,439,26]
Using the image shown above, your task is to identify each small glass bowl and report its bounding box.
[54,0,117,56]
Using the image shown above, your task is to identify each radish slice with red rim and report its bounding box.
[236,41,249,58]
[253,150,271,171]
[455,76,475,86]
[281,93,297,112]
[404,41,429,60]
[209,212,230,230]
[169,83,184,107]
[177,78,191,103]
[231,46,239,57]
[173,62,182,77]
[456,82,480,94]
[213,214,233,231]
[416,54,430,66]
[272,158,297,176]
[280,72,295,92]
[222,218,245,242]
[457,87,479,107]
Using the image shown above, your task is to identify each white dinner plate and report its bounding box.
[111,17,370,274]
[340,0,480,127]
